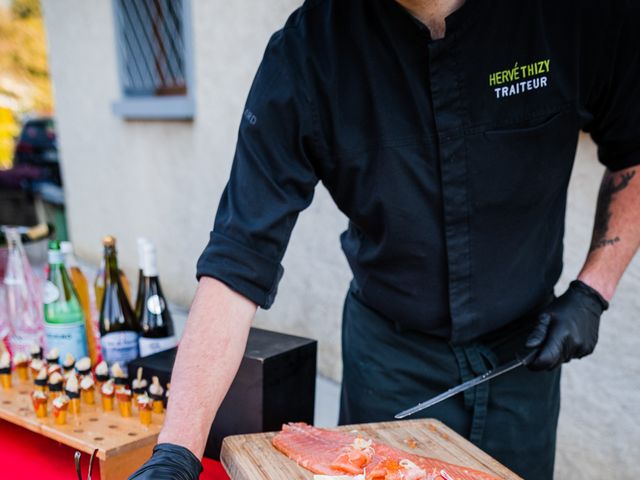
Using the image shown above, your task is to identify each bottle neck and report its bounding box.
[48,249,64,266]
[5,229,24,253]
[142,248,158,277]
[105,246,120,281]
[137,238,148,270]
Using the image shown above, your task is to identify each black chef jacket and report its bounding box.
[197,0,640,344]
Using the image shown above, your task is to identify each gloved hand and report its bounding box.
[128,443,203,480]
[526,280,609,371]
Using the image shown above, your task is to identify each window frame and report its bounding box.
[111,0,196,120]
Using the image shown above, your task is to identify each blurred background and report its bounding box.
[0,1,637,477]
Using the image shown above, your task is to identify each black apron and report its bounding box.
[339,285,561,480]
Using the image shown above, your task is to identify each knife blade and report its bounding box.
[394,350,537,419]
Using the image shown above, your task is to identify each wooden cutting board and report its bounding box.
[221,419,522,479]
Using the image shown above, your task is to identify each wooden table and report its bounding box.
[221,419,523,479]
[0,380,163,480]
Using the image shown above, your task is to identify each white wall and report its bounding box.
[41,0,350,382]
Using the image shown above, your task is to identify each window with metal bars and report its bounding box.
[112,0,194,119]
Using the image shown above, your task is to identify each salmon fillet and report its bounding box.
[271,423,502,480]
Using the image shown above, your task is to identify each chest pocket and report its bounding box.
[468,109,579,211]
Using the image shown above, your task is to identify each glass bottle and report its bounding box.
[43,241,88,359]
[99,236,139,372]
[134,237,149,320]
[60,241,98,365]
[3,228,43,355]
[95,250,132,313]
[138,242,176,357]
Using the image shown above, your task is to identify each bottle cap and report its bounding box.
[102,235,116,247]
[60,241,73,255]
[142,242,158,277]
[137,237,149,268]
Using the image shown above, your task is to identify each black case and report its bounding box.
[128,327,317,459]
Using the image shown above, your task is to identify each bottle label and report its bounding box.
[101,331,139,373]
[44,321,88,360]
[146,294,165,315]
[139,335,177,358]
[43,281,60,304]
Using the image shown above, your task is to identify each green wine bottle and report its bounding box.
[99,236,139,373]
[43,241,89,360]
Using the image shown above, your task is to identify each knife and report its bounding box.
[394,350,538,419]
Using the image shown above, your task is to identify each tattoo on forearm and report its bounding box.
[590,169,636,252]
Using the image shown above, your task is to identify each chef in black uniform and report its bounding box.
[131,1,640,479]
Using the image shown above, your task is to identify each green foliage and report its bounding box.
[0,1,53,114]
[11,0,42,19]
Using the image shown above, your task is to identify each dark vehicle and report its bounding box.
[13,117,61,185]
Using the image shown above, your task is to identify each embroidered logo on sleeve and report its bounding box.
[243,108,258,125]
[488,59,550,99]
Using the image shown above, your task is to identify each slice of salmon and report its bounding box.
[271,423,502,480]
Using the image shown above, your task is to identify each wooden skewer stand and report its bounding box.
[0,378,163,480]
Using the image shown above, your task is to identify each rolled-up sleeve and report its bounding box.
[197,31,321,308]
[586,4,640,171]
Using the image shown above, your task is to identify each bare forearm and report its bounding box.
[158,277,256,457]
[579,166,640,300]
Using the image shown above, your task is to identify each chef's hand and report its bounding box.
[128,443,203,480]
[526,280,609,371]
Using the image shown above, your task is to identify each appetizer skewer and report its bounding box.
[111,362,128,388]
[101,379,115,411]
[0,352,11,389]
[76,357,92,378]
[95,360,109,386]
[45,347,60,365]
[52,394,70,425]
[13,352,29,381]
[31,390,48,418]
[47,363,62,376]
[132,367,148,406]
[80,375,96,405]
[116,388,133,417]
[149,376,165,414]
[65,375,81,415]
[48,371,64,400]
[29,358,46,379]
[34,367,48,392]
[137,392,153,426]
[62,353,76,374]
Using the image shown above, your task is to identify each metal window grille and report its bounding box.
[114,0,188,97]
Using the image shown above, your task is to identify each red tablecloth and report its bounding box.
[0,419,229,479]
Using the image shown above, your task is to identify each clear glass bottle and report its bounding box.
[3,227,43,355]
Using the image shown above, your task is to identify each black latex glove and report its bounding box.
[128,443,203,480]
[526,280,609,371]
